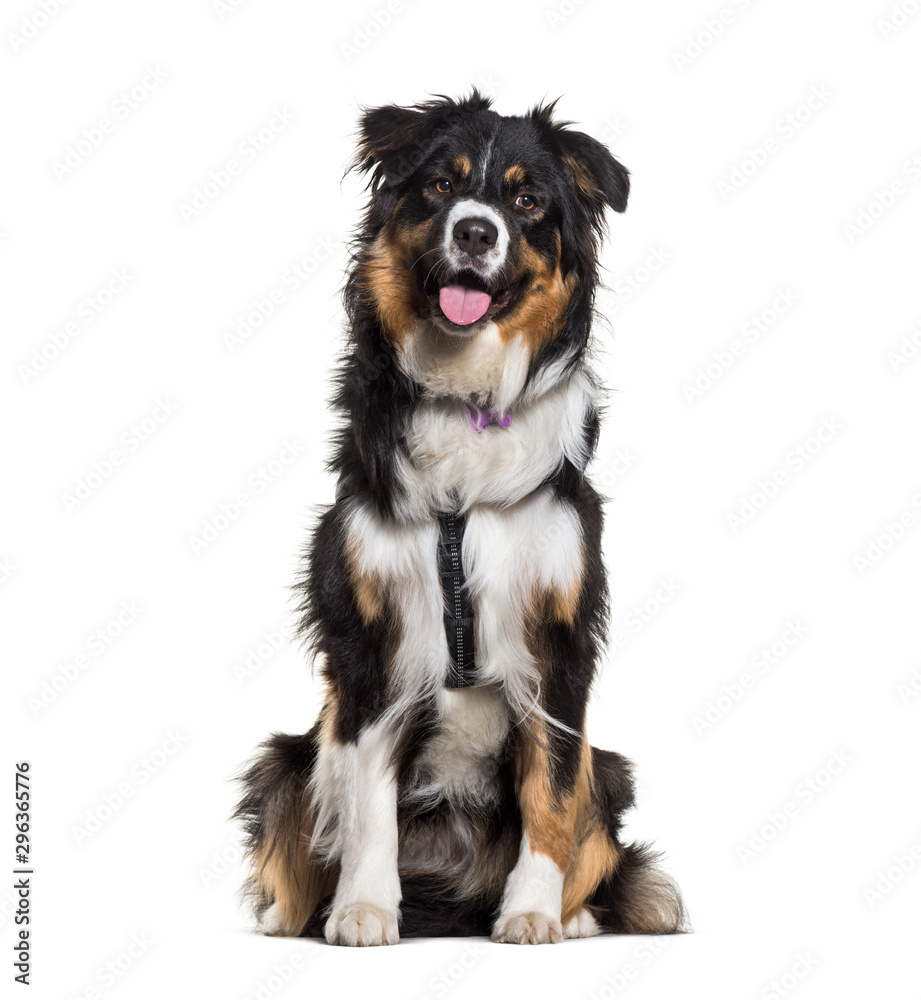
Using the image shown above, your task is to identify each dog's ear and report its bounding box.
[531,101,629,217]
[351,92,490,190]
[556,129,630,215]
[352,104,429,184]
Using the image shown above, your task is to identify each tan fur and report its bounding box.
[561,821,620,924]
[495,235,577,354]
[361,214,436,345]
[530,576,583,628]
[561,150,605,206]
[251,780,336,935]
[517,733,622,925]
[345,535,384,623]
[453,155,472,179]
[504,163,527,186]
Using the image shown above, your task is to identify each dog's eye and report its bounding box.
[515,194,537,210]
[432,178,453,194]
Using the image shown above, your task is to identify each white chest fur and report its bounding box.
[346,486,585,789]
[396,377,594,520]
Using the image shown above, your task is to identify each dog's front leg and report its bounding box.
[317,719,401,946]
[490,496,605,944]
[492,721,584,944]
[304,502,404,946]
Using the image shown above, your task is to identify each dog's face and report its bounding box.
[353,93,629,353]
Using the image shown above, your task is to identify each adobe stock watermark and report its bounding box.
[187,440,305,555]
[851,490,921,575]
[231,625,287,684]
[223,238,338,352]
[178,107,296,223]
[0,557,17,587]
[717,84,833,201]
[691,619,808,736]
[240,953,317,1000]
[71,731,190,846]
[759,953,819,1000]
[27,601,144,717]
[588,936,671,999]
[212,0,249,19]
[596,246,673,320]
[863,832,921,908]
[878,0,921,40]
[886,320,921,371]
[198,840,243,888]
[65,933,153,1000]
[682,287,798,403]
[7,0,73,54]
[672,0,760,72]
[843,150,921,243]
[895,663,921,705]
[469,73,501,99]
[17,268,133,384]
[416,942,488,999]
[340,0,409,62]
[51,65,168,180]
[592,447,641,494]
[597,113,628,145]
[546,0,593,31]
[736,749,853,864]
[725,416,843,533]
[610,578,682,656]
[61,397,179,512]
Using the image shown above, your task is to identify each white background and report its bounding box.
[4,0,920,997]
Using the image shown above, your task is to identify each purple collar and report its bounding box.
[468,406,511,433]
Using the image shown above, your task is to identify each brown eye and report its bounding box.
[516,194,537,210]
[432,178,453,194]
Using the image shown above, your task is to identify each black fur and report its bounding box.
[234,91,687,943]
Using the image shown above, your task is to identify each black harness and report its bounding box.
[436,510,479,688]
[336,484,482,689]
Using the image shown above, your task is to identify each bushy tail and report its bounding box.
[233,728,335,935]
[592,840,689,934]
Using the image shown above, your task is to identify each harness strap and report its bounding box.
[436,510,478,688]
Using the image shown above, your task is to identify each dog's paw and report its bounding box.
[562,907,601,939]
[491,911,563,945]
[258,902,291,937]
[324,902,399,947]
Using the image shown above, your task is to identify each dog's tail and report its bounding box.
[587,746,689,934]
[232,728,335,935]
[590,840,689,933]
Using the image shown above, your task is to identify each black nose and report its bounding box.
[453,217,498,257]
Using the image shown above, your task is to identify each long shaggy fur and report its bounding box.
[235,90,688,944]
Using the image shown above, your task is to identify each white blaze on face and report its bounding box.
[436,198,511,327]
[442,198,510,279]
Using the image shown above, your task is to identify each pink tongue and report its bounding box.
[439,284,492,325]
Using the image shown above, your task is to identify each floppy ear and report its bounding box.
[352,104,429,185]
[555,128,630,215]
[351,90,492,190]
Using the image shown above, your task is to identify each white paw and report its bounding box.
[258,902,289,936]
[491,911,563,945]
[563,907,601,939]
[324,902,399,946]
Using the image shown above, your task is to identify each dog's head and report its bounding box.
[349,91,629,357]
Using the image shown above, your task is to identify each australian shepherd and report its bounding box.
[235,90,687,945]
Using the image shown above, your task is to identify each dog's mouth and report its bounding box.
[424,270,516,328]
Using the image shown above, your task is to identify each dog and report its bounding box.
[235,90,687,945]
